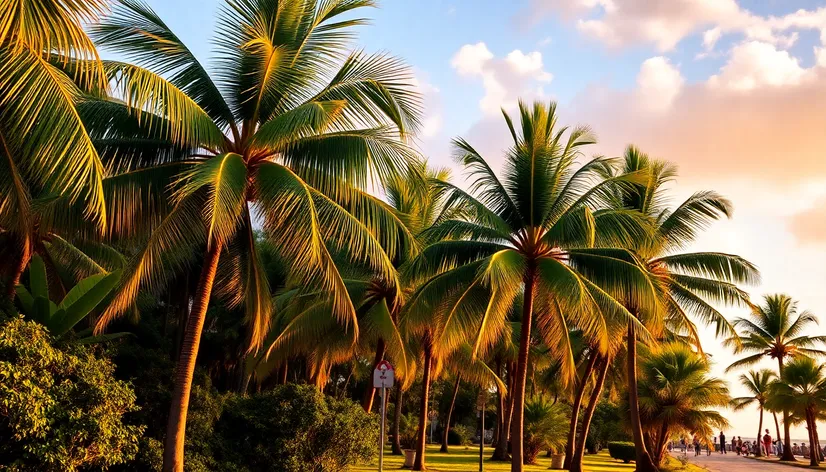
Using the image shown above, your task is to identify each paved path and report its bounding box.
[670,451,810,472]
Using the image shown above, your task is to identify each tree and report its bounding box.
[0,317,142,470]
[766,357,826,466]
[608,147,758,472]
[85,1,421,470]
[522,397,567,464]
[731,369,776,457]
[406,101,660,471]
[636,343,730,466]
[727,294,826,461]
[0,0,109,299]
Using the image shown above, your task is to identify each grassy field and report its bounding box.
[350,446,699,472]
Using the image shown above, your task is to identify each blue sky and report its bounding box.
[139,0,826,440]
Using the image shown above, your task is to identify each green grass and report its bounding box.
[350,446,644,471]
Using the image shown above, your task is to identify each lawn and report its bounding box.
[349,446,695,472]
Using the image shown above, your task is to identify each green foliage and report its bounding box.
[397,412,419,450]
[522,397,568,464]
[448,424,473,446]
[15,254,121,337]
[0,318,142,471]
[214,384,377,472]
[586,402,630,453]
[607,442,636,463]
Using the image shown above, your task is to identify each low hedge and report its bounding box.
[607,441,636,463]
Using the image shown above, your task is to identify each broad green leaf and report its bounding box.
[52,270,121,336]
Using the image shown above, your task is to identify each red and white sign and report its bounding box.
[373,360,395,388]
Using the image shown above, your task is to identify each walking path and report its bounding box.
[672,451,817,472]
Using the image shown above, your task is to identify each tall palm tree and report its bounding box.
[727,294,826,461]
[766,357,826,466]
[406,101,660,472]
[0,0,109,298]
[84,2,421,470]
[731,369,776,457]
[636,343,730,466]
[608,147,759,472]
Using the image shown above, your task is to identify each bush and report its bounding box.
[0,318,142,471]
[523,398,568,464]
[448,424,473,446]
[607,441,636,463]
[214,384,378,472]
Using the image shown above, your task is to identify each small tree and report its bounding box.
[522,397,567,464]
[0,318,142,471]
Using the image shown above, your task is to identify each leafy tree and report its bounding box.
[406,100,658,471]
[607,147,758,472]
[0,317,142,471]
[522,397,567,464]
[731,369,776,457]
[84,1,421,469]
[636,343,730,466]
[726,294,826,461]
[766,357,826,466]
[0,0,110,299]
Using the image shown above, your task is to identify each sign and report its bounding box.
[476,391,487,411]
[373,360,394,388]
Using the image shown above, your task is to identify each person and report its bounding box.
[694,436,701,456]
[802,443,810,458]
[738,437,744,455]
[680,437,686,454]
[720,431,727,454]
[763,429,772,457]
[707,437,713,456]
[736,436,741,455]
[793,443,800,455]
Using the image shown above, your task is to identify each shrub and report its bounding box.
[214,384,378,472]
[448,424,473,446]
[397,412,419,450]
[0,318,142,471]
[607,441,636,463]
[523,398,568,464]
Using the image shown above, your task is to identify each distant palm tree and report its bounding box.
[406,101,659,472]
[637,343,730,465]
[731,369,776,457]
[84,1,421,470]
[607,147,759,472]
[766,357,826,466]
[727,294,826,461]
[0,0,109,297]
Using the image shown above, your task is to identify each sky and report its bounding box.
[139,0,826,441]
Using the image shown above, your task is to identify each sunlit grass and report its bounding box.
[350,446,646,471]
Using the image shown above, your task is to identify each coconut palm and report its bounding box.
[636,343,730,466]
[607,147,759,472]
[766,357,826,466]
[0,0,110,298]
[405,101,661,471]
[731,369,776,457]
[83,1,421,470]
[726,294,826,461]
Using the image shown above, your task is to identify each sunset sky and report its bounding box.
[142,0,826,440]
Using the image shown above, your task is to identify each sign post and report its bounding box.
[477,391,487,472]
[373,361,394,472]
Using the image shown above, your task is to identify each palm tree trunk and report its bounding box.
[756,407,763,457]
[778,358,796,461]
[571,355,609,472]
[4,235,30,300]
[563,352,598,469]
[510,266,537,472]
[812,418,822,462]
[441,375,461,453]
[808,410,819,466]
[773,411,781,451]
[279,363,288,384]
[493,365,511,460]
[413,335,433,471]
[362,338,386,412]
[162,243,222,472]
[392,384,404,455]
[626,322,659,472]
[506,361,515,455]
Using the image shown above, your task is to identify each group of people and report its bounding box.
[716,430,777,456]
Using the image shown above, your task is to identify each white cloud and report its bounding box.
[702,27,722,50]
[451,42,494,76]
[451,43,554,115]
[537,36,552,47]
[708,41,809,91]
[636,56,684,111]
[409,72,444,143]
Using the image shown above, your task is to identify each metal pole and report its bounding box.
[379,386,385,472]
[479,410,484,472]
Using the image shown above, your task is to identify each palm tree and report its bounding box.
[608,147,759,472]
[636,343,730,466]
[767,357,826,466]
[84,2,421,470]
[406,101,661,472]
[727,294,826,461]
[731,369,776,457]
[0,0,109,298]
